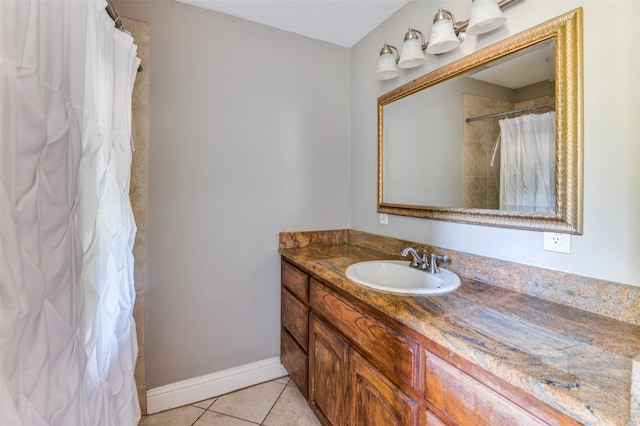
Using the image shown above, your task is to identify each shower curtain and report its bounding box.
[1,0,140,424]
[499,112,556,213]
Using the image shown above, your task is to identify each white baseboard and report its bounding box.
[146,357,288,414]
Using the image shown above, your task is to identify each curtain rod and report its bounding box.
[105,0,124,30]
[105,0,143,73]
[465,103,554,123]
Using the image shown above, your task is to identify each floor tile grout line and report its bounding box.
[189,406,208,426]
[192,397,217,411]
[199,379,289,425]
[187,397,215,424]
[206,409,262,425]
[189,404,263,426]
[259,381,290,425]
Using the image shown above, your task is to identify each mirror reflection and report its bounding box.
[378,8,583,234]
[383,39,556,213]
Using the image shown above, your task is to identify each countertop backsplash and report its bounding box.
[280,229,639,326]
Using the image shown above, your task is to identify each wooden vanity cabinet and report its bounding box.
[281,258,580,426]
[309,278,422,426]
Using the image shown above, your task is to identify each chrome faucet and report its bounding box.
[400,247,428,269]
[401,247,449,273]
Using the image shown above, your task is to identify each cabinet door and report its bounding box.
[348,349,420,426]
[309,315,349,426]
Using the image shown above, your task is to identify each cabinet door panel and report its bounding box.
[309,316,348,426]
[349,349,420,426]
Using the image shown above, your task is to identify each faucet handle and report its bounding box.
[429,253,448,273]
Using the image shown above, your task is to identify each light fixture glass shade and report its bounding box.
[467,0,506,35]
[398,38,426,69]
[376,52,399,80]
[426,16,460,54]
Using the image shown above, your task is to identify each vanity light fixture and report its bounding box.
[467,0,507,34]
[426,8,463,54]
[376,0,521,80]
[375,44,400,80]
[398,28,427,68]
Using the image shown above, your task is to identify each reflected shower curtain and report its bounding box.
[499,112,556,213]
[0,0,141,424]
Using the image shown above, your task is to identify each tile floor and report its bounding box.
[139,376,321,426]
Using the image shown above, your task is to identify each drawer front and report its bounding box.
[282,288,309,351]
[282,260,309,302]
[281,328,308,399]
[310,278,421,392]
[426,352,546,426]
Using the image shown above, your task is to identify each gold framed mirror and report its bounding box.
[378,8,583,234]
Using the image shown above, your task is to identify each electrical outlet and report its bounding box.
[379,213,388,225]
[543,232,571,254]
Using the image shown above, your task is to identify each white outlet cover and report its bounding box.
[543,232,571,254]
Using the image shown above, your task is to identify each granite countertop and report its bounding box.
[280,241,640,426]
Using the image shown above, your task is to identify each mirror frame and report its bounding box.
[378,8,583,234]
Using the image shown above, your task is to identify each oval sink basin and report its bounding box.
[345,260,460,295]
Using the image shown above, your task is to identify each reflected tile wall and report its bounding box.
[122,16,150,416]
[463,94,555,210]
[463,94,510,209]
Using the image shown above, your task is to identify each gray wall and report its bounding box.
[351,0,640,287]
[114,1,351,388]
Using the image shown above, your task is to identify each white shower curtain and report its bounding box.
[499,112,556,213]
[0,1,140,425]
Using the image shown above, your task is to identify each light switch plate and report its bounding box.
[379,213,388,225]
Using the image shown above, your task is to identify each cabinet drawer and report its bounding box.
[281,328,308,399]
[310,278,421,392]
[282,288,309,351]
[282,260,309,302]
[426,352,546,426]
